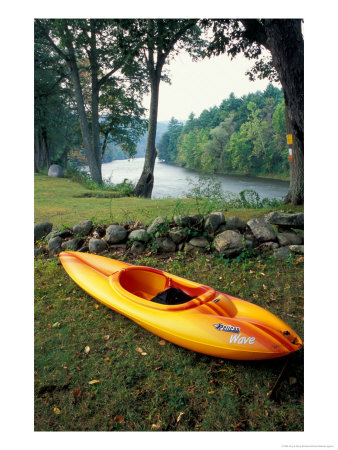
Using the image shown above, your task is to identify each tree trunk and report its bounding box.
[66,36,102,184]
[283,100,304,204]
[89,20,102,171]
[263,19,304,204]
[134,75,161,198]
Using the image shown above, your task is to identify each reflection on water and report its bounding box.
[100,158,289,200]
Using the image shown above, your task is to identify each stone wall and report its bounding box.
[34,211,304,261]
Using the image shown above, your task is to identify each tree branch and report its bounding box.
[35,19,70,63]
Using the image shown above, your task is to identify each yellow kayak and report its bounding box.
[59,251,303,360]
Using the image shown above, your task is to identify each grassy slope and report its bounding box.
[34,173,302,227]
[34,174,304,431]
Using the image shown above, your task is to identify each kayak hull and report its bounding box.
[59,251,303,361]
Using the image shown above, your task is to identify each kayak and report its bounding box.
[59,251,303,360]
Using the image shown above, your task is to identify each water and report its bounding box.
[100,157,289,200]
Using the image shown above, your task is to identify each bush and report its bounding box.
[66,165,135,197]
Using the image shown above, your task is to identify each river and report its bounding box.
[100,157,289,200]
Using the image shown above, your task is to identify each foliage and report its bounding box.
[157,85,288,178]
[66,166,135,196]
[35,19,149,182]
[185,175,283,212]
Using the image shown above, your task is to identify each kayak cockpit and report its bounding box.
[109,265,218,311]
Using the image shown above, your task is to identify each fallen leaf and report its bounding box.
[94,304,99,309]
[104,335,110,341]
[84,346,90,354]
[88,379,100,385]
[113,415,125,423]
[72,387,82,403]
[53,407,61,415]
[289,377,297,385]
[66,297,71,301]
[136,347,147,355]
[52,321,61,328]
[260,272,266,276]
[262,284,267,290]
[151,423,161,430]
[249,270,254,274]
[176,411,185,423]
[158,340,166,346]
[105,356,110,361]
[208,391,215,395]
[155,366,162,371]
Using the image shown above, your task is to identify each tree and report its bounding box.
[35,19,147,183]
[34,28,81,172]
[205,19,304,204]
[157,117,184,163]
[126,19,205,198]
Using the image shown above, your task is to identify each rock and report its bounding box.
[34,222,53,241]
[169,228,188,244]
[213,230,244,257]
[155,237,176,253]
[216,224,227,235]
[50,226,73,239]
[277,232,303,246]
[224,216,247,233]
[78,245,89,253]
[273,246,292,260]
[289,244,304,254]
[243,231,258,249]
[88,238,107,253]
[147,217,167,234]
[173,214,203,228]
[264,211,304,229]
[130,241,145,254]
[73,220,93,236]
[48,236,62,255]
[247,218,276,242]
[61,238,84,251]
[48,164,64,178]
[185,236,210,253]
[128,229,150,242]
[34,247,44,257]
[256,241,280,251]
[106,225,127,244]
[204,212,225,235]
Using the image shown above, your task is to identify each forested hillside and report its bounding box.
[157,84,289,178]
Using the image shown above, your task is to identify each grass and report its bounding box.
[34,251,304,431]
[34,173,303,227]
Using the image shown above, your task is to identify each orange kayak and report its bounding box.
[59,251,303,360]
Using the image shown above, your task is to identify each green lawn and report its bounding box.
[35,252,304,431]
[34,173,303,227]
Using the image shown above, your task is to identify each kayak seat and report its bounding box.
[150,287,195,305]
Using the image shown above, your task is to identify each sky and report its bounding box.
[143,50,280,122]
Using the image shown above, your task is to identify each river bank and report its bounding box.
[34,174,302,228]
[162,160,290,182]
[99,158,290,200]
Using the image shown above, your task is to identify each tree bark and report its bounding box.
[89,20,102,171]
[134,74,161,198]
[262,19,304,204]
[66,38,103,184]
